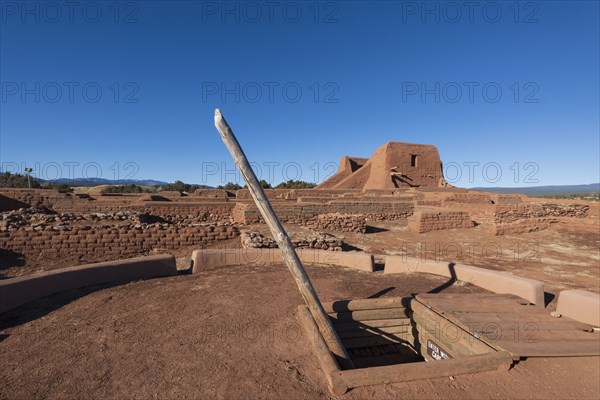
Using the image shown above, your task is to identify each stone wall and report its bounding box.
[493,203,588,224]
[493,204,545,224]
[410,211,474,233]
[304,213,367,233]
[0,208,239,267]
[232,201,413,225]
[240,230,342,251]
[139,202,235,223]
[443,193,492,204]
[493,218,554,236]
[490,203,587,236]
[540,203,589,217]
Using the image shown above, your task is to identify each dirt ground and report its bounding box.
[1,201,599,399]
[1,264,599,399]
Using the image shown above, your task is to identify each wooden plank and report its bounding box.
[411,300,498,355]
[337,325,413,339]
[322,297,410,313]
[335,351,513,389]
[486,341,600,358]
[215,109,353,370]
[496,330,600,343]
[297,305,347,395]
[328,308,410,322]
[418,293,526,302]
[342,332,415,349]
[417,333,459,358]
[415,324,474,358]
[452,312,595,332]
[415,293,600,358]
[332,318,411,331]
[418,302,544,314]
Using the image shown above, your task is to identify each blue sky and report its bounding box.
[1,0,598,188]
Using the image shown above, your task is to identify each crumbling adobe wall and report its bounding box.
[443,193,493,205]
[193,189,231,198]
[493,204,545,224]
[493,203,588,224]
[235,189,293,200]
[0,194,31,212]
[490,203,587,236]
[0,208,239,268]
[0,189,66,210]
[240,230,342,251]
[490,194,523,205]
[304,213,367,233]
[540,203,589,217]
[409,211,474,233]
[139,202,235,223]
[416,200,442,207]
[492,218,554,236]
[233,201,413,225]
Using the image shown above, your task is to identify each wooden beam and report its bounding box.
[332,318,412,332]
[214,109,353,370]
[297,305,347,395]
[338,325,414,339]
[328,308,410,322]
[342,333,415,349]
[322,297,410,313]
[411,300,497,355]
[334,351,513,389]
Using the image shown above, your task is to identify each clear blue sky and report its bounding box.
[1,0,598,188]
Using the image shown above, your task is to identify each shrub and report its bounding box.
[45,183,73,193]
[101,184,151,194]
[217,182,243,190]
[0,172,41,188]
[275,180,317,189]
[160,180,202,193]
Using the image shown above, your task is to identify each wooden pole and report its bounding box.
[213,109,354,370]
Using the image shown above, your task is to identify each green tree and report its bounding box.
[160,180,201,193]
[45,183,73,193]
[101,184,150,194]
[239,180,272,189]
[0,172,41,188]
[275,180,317,189]
[217,182,243,190]
[260,180,272,189]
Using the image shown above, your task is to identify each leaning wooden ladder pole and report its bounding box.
[214,109,354,370]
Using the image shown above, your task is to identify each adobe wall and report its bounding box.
[1,222,239,268]
[492,218,553,236]
[410,211,474,233]
[138,202,236,223]
[191,248,374,273]
[490,203,588,236]
[0,254,177,314]
[232,201,414,225]
[0,189,75,210]
[443,192,493,205]
[384,255,545,305]
[305,213,367,233]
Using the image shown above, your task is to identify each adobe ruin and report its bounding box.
[317,141,450,190]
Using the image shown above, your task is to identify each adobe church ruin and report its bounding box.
[317,142,450,190]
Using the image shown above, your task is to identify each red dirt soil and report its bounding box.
[1,264,599,399]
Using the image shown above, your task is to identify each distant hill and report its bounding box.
[37,177,211,189]
[470,183,600,196]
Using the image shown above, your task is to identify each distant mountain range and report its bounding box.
[37,177,211,188]
[470,183,600,196]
